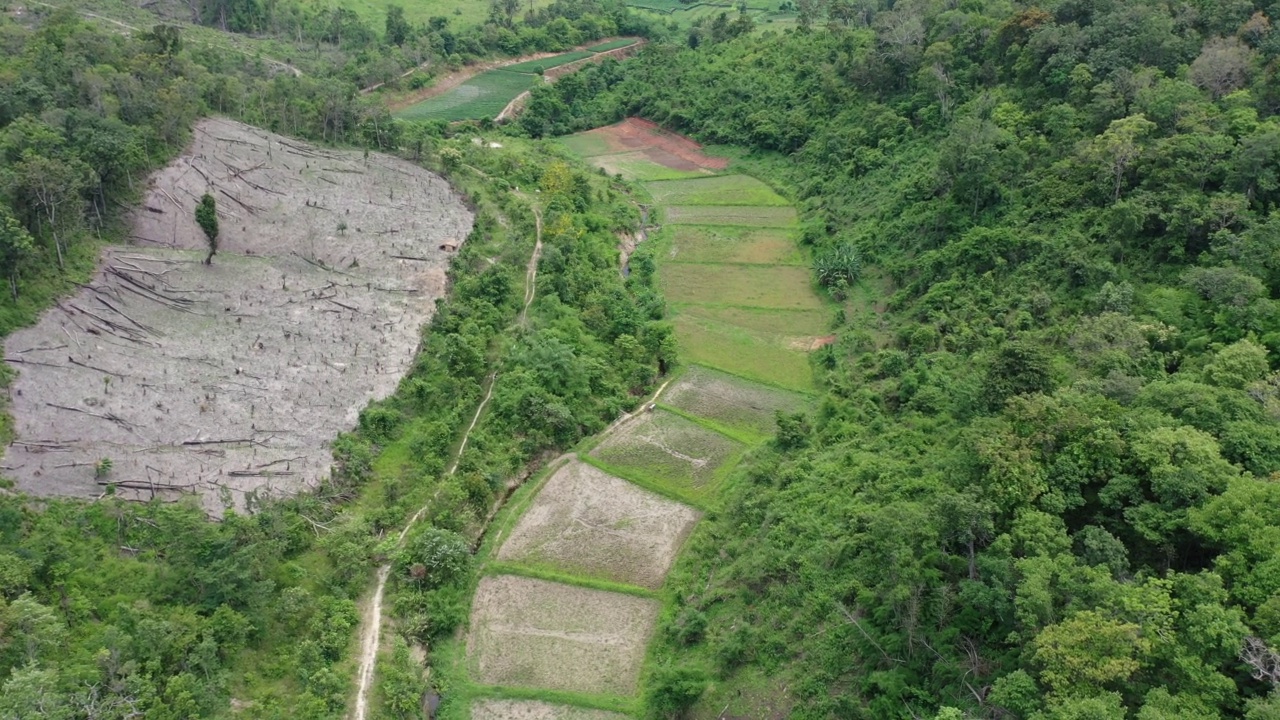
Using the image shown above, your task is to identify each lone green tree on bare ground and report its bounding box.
[195,193,219,265]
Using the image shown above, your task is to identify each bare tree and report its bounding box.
[1242,636,1280,686]
[1190,36,1255,99]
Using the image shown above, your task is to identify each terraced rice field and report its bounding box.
[558,118,825,390]
[494,461,700,589]
[588,409,744,503]
[446,121,820,719]
[666,226,804,265]
[660,365,810,438]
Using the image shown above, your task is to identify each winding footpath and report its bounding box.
[350,193,543,720]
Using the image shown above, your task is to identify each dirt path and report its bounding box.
[351,368,498,720]
[518,205,543,326]
[350,187,541,720]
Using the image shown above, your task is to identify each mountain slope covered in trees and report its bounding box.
[515,1,1280,717]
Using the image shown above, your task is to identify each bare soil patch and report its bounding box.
[471,699,629,720]
[660,365,809,437]
[496,460,700,589]
[467,575,658,697]
[3,118,472,511]
[581,118,729,172]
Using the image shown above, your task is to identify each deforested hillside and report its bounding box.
[516,2,1280,718]
[5,118,471,512]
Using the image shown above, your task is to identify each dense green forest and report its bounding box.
[515,1,1280,718]
[0,7,670,718]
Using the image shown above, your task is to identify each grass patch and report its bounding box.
[395,70,537,121]
[586,409,744,503]
[659,365,812,439]
[585,38,640,52]
[670,312,814,392]
[665,225,804,265]
[503,51,595,73]
[663,204,798,227]
[643,175,789,206]
[660,264,822,310]
[485,563,660,599]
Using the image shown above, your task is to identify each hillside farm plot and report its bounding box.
[471,700,630,720]
[644,175,790,206]
[664,205,798,227]
[2,118,472,511]
[562,118,729,179]
[661,365,811,437]
[496,460,700,589]
[588,409,743,501]
[468,575,659,696]
[671,312,815,392]
[501,51,595,73]
[676,304,828,339]
[395,70,538,121]
[666,226,804,265]
[586,38,640,52]
[590,151,711,181]
[661,264,821,310]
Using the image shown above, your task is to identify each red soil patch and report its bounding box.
[585,118,729,172]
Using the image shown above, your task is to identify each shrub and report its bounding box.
[394,527,470,589]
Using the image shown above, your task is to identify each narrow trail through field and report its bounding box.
[519,205,543,326]
[350,186,544,720]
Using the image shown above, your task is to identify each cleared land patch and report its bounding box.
[495,460,700,589]
[567,119,729,174]
[644,175,790,206]
[666,226,803,265]
[467,575,659,697]
[588,409,743,502]
[661,264,821,310]
[660,365,810,438]
[664,205,798,227]
[471,700,630,720]
[2,118,471,511]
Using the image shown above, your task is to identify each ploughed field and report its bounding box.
[443,121,818,718]
[2,118,472,511]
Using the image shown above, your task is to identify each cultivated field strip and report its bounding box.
[394,40,643,122]
[459,122,818,717]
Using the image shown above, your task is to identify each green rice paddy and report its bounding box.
[559,125,825,390]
